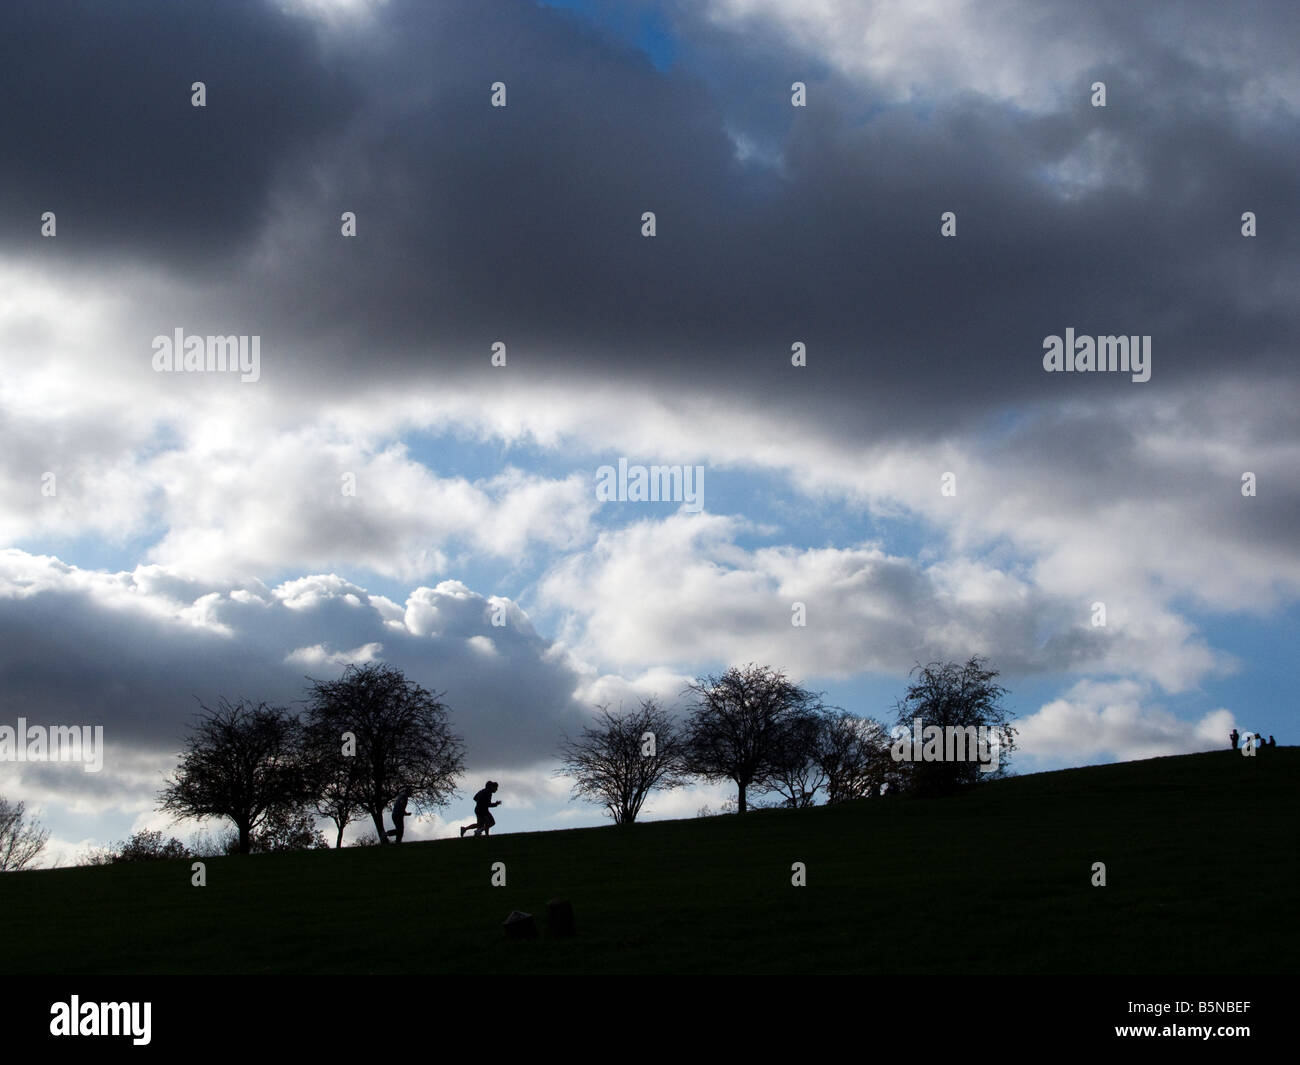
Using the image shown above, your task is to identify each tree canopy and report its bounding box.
[158,698,312,855]
[304,663,465,844]
[683,664,827,813]
[558,698,688,824]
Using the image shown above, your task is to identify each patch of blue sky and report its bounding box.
[1189,606,1299,742]
[399,427,559,482]
[401,426,944,562]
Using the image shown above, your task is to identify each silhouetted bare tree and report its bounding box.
[0,796,49,871]
[683,664,826,813]
[158,698,311,855]
[304,663,465,844]
[557,698,688,823]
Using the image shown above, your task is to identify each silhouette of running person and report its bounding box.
[1230,728,1240,750]
[460,781,501,837]
[385,788,411,844]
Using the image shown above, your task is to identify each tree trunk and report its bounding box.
[737,779,747,813]
[238,821,251,854]
[335,822,345,849]
[371,806,389,844]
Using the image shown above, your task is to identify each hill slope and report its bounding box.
[2,749,1295,974]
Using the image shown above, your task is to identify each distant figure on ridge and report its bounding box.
[1268,734,1277,747]
[386,788,411,844]
[460,780,501,837]
[1229,728,1239,750]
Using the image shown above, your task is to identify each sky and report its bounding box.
[2,0,1297,865]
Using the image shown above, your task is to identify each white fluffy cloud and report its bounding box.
[537,511,1228,690]
[1017,678,1235,762]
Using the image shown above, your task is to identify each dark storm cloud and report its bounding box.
[192,2,1300,437]
[5,0,1298,438]
[0,0,357,270]
[0,572,588,769]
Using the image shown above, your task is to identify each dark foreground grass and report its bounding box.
[2,749,1295,974]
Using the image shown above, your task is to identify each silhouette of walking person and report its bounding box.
[460,780,501,837]
[1230,728,1240,750]
[386,788,411,844]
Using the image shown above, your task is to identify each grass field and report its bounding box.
[2,749,1295,974]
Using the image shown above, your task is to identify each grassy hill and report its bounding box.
[3,749,1295,974]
